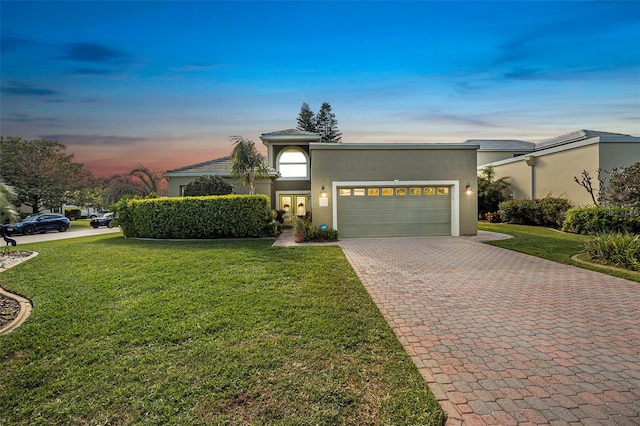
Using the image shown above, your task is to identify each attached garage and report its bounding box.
[336,183,453,237]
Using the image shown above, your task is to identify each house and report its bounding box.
[166,128,639,237]
[475,130,640,206]
[166,129,479,237]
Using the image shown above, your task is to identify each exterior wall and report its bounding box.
[167,176,194,196]
[599,143,640,181]
[273,180,311,192]
[533,144,599,204]
[477,151,530,165]
[310,145,478,236]
[489,144,600,207]
[490,161,531,200]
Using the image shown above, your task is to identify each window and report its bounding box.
[410,188,421,196]
[368,188,380,196]
[424,187,435,196]
[437,187,449,195]
[339,188,352,196]
[353,188,365,196]
[396,188,407,196]
[277,148,308,178]
[382,188,393,196]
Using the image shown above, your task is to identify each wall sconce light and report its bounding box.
[320,185,328,198]
[465,183,473,196]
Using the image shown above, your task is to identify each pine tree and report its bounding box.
[296,102,317,133]
[315,102,342,143]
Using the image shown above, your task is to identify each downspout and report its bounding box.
[525,155,536,199]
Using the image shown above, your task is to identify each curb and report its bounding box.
[0,251,38,335]
[571,253,640,276]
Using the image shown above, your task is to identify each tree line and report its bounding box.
[0,137,166,220]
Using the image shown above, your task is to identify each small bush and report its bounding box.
[498,198,573,228]
[585,233,640,271]
[298,219,339,242]
[485,211,501,223]
[64,208,81,220]
[562,205,640,235]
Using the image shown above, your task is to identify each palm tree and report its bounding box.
[129,165,166,197]
[229,136,268,194]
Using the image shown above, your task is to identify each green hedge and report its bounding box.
[498,198,573,228]
[64,208,81,220]
[117,195,274,239]
[562,205,640,235]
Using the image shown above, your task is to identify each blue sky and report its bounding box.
[1,1,639,177]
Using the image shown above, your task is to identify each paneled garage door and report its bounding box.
[337,185,451,237]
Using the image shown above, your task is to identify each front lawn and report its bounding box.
[0,235,444,425]
[478,222,640,283]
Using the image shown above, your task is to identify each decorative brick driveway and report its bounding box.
[338,236,640,425]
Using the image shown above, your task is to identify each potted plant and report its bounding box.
[294,218,306,243]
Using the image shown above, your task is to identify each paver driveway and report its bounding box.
[338,236,640,425]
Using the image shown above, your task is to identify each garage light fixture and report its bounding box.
[465,183,473,196]
[320,185,328,198]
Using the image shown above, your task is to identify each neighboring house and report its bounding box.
[166,129,479,237]
[476,130,640,206]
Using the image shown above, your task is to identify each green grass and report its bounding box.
[69,218,92,229]
[0,235,444,425]
[479,222,640,283]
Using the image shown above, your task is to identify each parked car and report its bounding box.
[6,214,70,235]
[90,212,115,228]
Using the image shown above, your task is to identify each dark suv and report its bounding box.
[7,214,70,235]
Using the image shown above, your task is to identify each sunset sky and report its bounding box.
[1,1,639,177]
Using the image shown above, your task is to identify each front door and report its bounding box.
[279,194,308,226]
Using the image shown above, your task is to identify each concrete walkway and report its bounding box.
[275,232,640,425]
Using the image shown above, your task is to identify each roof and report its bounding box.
[535,130,635,150]
[461,139,536,151]
[166,156,278,177]
[166,156,233,175]
[261,128,322,142]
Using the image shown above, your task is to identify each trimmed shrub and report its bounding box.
[64,208,81,220]
[498,198,573,228]
[585,233,640,271]
[562,205,640,235]
[183,175,233,196]
[117,195,274,239]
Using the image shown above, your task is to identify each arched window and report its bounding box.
[277,148,309,179]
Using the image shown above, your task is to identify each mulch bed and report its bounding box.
[0,296,20,329]
[0,250,34,329]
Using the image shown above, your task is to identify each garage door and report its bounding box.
[337,185,451,237]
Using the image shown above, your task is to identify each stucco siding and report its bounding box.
[533,144,599,206]
[599,143,640,181]
[310,146,477,236]
[490,161,531,200]
[478,151,530,165]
